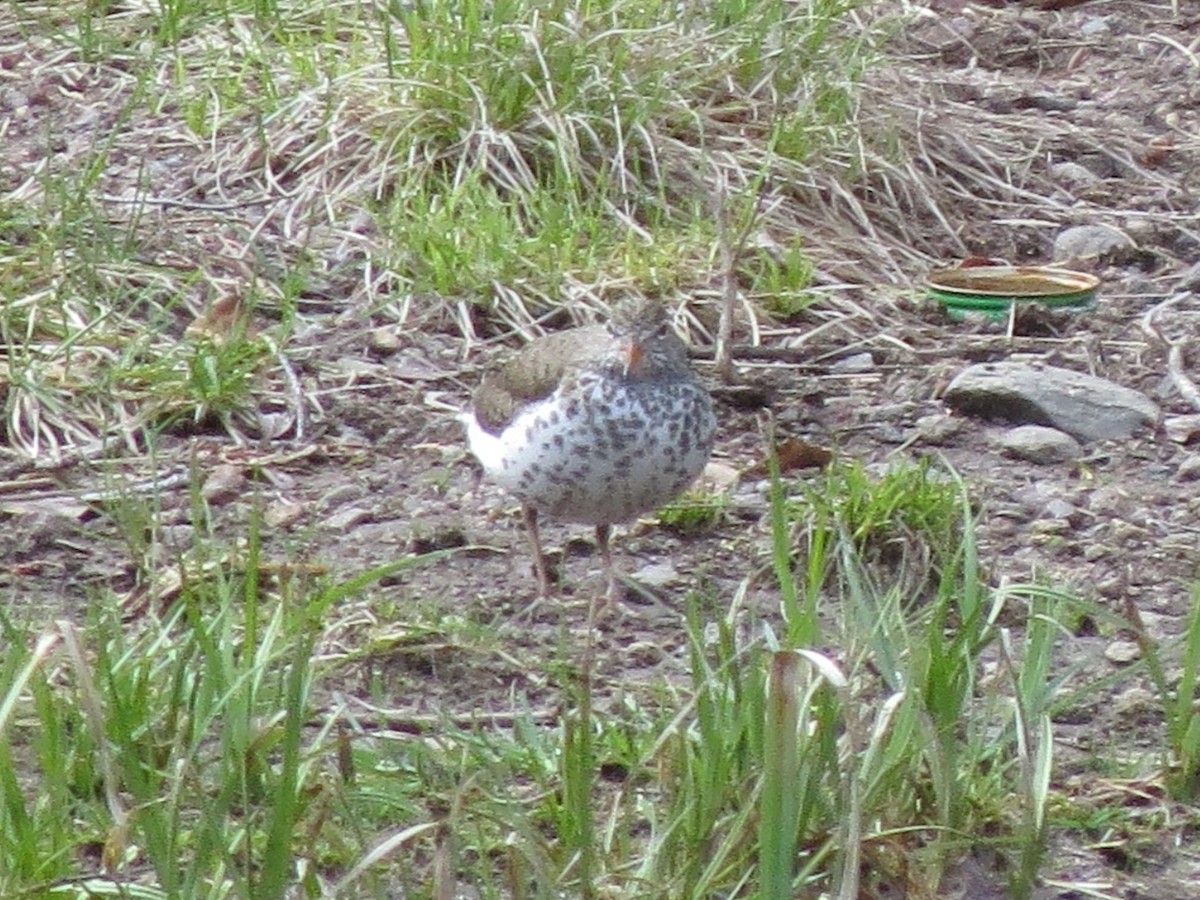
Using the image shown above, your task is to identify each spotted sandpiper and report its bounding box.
[465,299,717,607]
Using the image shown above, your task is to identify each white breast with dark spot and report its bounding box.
[467,373,716,525]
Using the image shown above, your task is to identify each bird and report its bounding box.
[465,298,717,610]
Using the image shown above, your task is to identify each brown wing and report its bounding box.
[472,325,609,434]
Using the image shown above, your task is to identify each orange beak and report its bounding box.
[624,340,644,376]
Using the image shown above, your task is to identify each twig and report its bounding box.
[1140,292,1200,412]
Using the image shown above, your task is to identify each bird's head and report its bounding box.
[605,299,690,380]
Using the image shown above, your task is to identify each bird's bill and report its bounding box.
[623,339,644,375]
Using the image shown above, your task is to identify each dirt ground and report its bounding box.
[2,0,1200,896]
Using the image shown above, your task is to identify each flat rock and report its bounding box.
[944,362,1160,442]
[998,425,1082,464]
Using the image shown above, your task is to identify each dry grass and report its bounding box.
[2,0,1197,464]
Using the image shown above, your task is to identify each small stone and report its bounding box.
[1053,223,1134,260]
[1083,544,1109,562]
[631,561,680,588]
[265,500,306,529]
[1043,498,1077,520]
[830,352,874,373]
[1026,93,1077,113]
[1029,518,1072,537]
[201,464,246,505]
[368,326,402,354]
[1164,414,1200,445]
[998,425,1082,464]
[1177,455,1200,482]
[699,460,740,493]
[320,483,367,509]
[1178,260,1200,293]
[1105,640,1141,665]
[1112,686,1155,716]
[323,507,370,531]
[159,524,195,548]
[626,641,666,666]
[1050,162,1100,187]
[916,413,964,444]
[257,411,294,440]
[1079,17,1112,38]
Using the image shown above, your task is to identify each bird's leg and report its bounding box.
[595,523,621,611]
[523,504,553,599]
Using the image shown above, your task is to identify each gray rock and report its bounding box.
[1178,455,1200,482]
[1052,223,1134,260]
[1165,414,1200,444]
[1049,162,1100,187]
[1027,93,1077,113]
[323,507,371,531]
[631,561,681,587]
[1042,498,1078,520]
[1105,641,1142,665]
[1178,260,1200,293]
[830,352,874,373]
[1079,17,1112,39]
[998,425,1082,464]
[201,464,246,505]
[915,413,964,444]
[944,361,1160,442]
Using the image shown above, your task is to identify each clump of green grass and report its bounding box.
[1122,584,1200,801]
[788,459,970,609]
[657,490,728,535]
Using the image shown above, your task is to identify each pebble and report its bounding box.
[1164,414,1200,444]
[1050,162,1100,187]
[265,500,306,528]
[1053,223,1134,260]
[1177,455,1200,482]
[915,413,964,444]
[369,326,402,354]
[1178,260,1200,293]
[830,352,874,373]
[998,425,1082,464]
[201,464,246,505]
[1105,640,1141,665]
[323,507,371,531]
[159,524,196,548]
[1029,518,1072,537]
[320,483,367,509]
[631,561,680,587]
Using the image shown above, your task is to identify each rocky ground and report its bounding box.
[2,0,1200,895]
